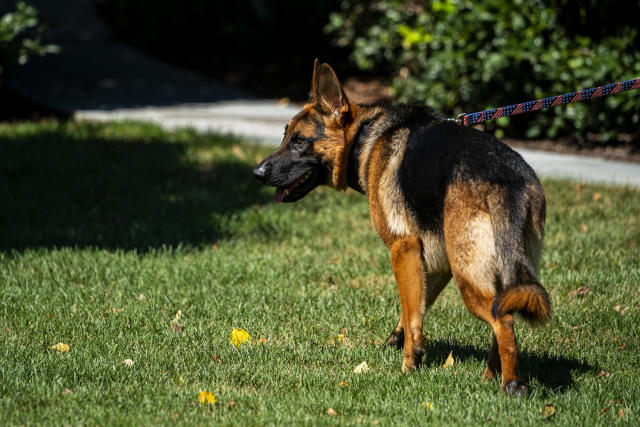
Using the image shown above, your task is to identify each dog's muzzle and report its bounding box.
[252,162,270,184]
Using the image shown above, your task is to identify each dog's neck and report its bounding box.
[346,123,370,194]
[334,104,383,193]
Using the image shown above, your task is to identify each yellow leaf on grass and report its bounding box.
[50,343,70,353]
[543,404,556,419]
[198,390,216,405]
[230,328,251,348]
[442,351,454,369]
[326,407,338,416]
[353,361,370,374]
[421,401,434,411]
[171,309,182,324]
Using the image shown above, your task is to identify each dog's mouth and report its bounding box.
[274,169,318,203]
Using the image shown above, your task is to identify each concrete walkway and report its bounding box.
[2,0,639,187]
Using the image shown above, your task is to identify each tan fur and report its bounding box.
[366,139,394,246]
[419,231,450,273]
[379,128,411,236]
[444,181,499,297]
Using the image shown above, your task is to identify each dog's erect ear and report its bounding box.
[310,58,320,103]
[312,61,350,120]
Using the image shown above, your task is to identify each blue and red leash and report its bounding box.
[456,78,640,126]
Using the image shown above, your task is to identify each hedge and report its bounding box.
[326,0,640,142]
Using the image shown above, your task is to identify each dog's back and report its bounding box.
[355,104,546,288]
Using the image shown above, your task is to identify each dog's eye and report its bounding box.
[290,136,307,146]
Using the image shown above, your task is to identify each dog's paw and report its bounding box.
[385,330,404,349]
[401,361,417,373]
[504,380,528,397]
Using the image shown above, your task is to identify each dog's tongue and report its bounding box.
[274,187,285,203]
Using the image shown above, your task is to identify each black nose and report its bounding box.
[253,162,270,183]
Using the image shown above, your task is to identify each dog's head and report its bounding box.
[253,60,354,202]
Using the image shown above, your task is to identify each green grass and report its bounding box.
[0,121,638,425]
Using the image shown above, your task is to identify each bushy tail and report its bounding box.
[491,283,551,325]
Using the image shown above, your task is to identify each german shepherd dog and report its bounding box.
[253,60,550,396]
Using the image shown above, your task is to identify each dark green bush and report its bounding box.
[326,0,640,142]
[0,1,58,79]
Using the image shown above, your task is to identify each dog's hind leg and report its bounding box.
[454,275,525,395]
[385,272,451,350]
[389,236,428,371]
[444,195,529,395]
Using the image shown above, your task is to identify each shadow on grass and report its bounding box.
[421,340,595,394]
[0,124,269,251]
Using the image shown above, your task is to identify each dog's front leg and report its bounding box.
[389,236,426,372]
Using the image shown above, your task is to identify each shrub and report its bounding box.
[326,0,640,142]
[0,1,58,79]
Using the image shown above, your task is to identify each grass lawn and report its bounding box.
[0,121,638,425]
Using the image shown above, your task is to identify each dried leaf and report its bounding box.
[569,286,590,298]
[171,413,179,420]
[257,338,268,345]
[226,400,235,410]
[123,358,134,367]
[599,370,611,378]
[614,305,629,315]
[353,361,370,374]
[137,293,145,301]
[171,309,182,324]
[111,307,124,314]
[619,408,625,419]
[581,224,588,232]
[593,192,602,201]
[443,351,454,369]
[50,343,70,353]
[171,323,183,333]
[61,388,72,395]
[616,343,626,351]
[230,328,251,348]
[543,404,556,419]
[211,353,222,363]
[326,407,338,417]
[339,381,348,387]
[197,390,216,405]
[600,407,610,415]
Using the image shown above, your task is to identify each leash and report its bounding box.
[453,78,640,126]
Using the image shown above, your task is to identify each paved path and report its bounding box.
[2,0,639,187]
